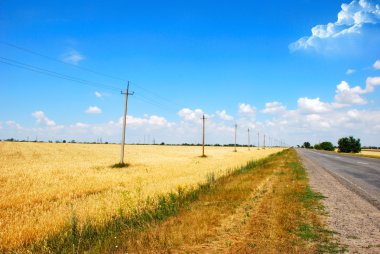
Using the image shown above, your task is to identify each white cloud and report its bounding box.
[216,110,233,121]
[334,80,367,105]
[366,76,380,92]
[125,115,172,127]
[62,50,85,65]
[95,91,103,98]
[346,69,356,75]
[6,120,22,130]
[238,103,256,116]
[85,106,102,114]
[73,122,89,128]
[2,72,380,146]
[178,108,205,122]
[262,101,286,114]
[374,60,380,69]
[32,111,56,126]
[297,97,331,113]
[334,77,380,105]
[289,0,380,52]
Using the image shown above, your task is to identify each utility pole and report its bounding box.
[257,132,260,149]
[248,128,250,150]
[120,81,134,165]
[264,134,266,149]
[234,123,237,152]
[201,114,206,157]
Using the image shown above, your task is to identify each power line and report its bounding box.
[0,40,127,82]
[0,56,122,91]
[133,94,177,113]
[0,56,180,114]
[1,41,183,109]
[130,81,184,109]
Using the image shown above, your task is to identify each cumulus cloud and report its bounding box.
[32,111,57,126]
[334,80,367,105]
[346,69,356,75]
[262,101,286,114]
[297,97,331,113]
[178,108,205,122]
[125,115,173,128]
[238,103,256,116]
[85,106,102,114]
[62,50,85,65]
[373,60,380,69]
[366,76,380,91]
[334,77,380,105]
[216,110,233,121]
[2,74,380,145]
[289,0,380,52]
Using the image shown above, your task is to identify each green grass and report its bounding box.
[291,158,346,253]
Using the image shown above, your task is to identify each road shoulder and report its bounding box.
[298,150,380,253]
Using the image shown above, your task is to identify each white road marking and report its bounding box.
[357,161,369,165]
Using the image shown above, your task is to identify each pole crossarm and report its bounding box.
[120,81,134,165]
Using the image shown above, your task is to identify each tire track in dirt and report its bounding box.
[179,174,276,253]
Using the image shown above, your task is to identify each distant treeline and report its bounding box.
[1,138,280,147]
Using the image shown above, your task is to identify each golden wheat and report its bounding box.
[360,150,380,158]
[0,142,282,249]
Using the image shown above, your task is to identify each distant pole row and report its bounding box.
[119,83,287,162]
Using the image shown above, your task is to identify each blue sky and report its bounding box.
[1,0,380,146]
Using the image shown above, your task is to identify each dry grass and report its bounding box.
[94,149,338,253]
[0,142,282,250]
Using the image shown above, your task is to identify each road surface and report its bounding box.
[297,149,380,209]
[297,148,380,253]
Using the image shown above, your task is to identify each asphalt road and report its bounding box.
[297,149,380,209]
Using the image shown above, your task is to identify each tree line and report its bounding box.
[301,136,362,153]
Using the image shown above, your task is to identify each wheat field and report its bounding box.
[360,149,380,158]
[0,142,282,250]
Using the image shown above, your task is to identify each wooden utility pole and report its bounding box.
[248,128,250,150]
[264,134,266,149]
[120,81,134,164]
[257,132,260,149]
[202,114,206,157]
[234,123,237,152]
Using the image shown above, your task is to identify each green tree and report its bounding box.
[318,141,334,151]
[338,136,361,153]
[303,142,311,149]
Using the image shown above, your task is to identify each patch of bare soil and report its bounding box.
[300,153,380,253]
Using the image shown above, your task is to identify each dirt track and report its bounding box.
[298,150,380,253]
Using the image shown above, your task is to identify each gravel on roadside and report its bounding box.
[298,151,380,254]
